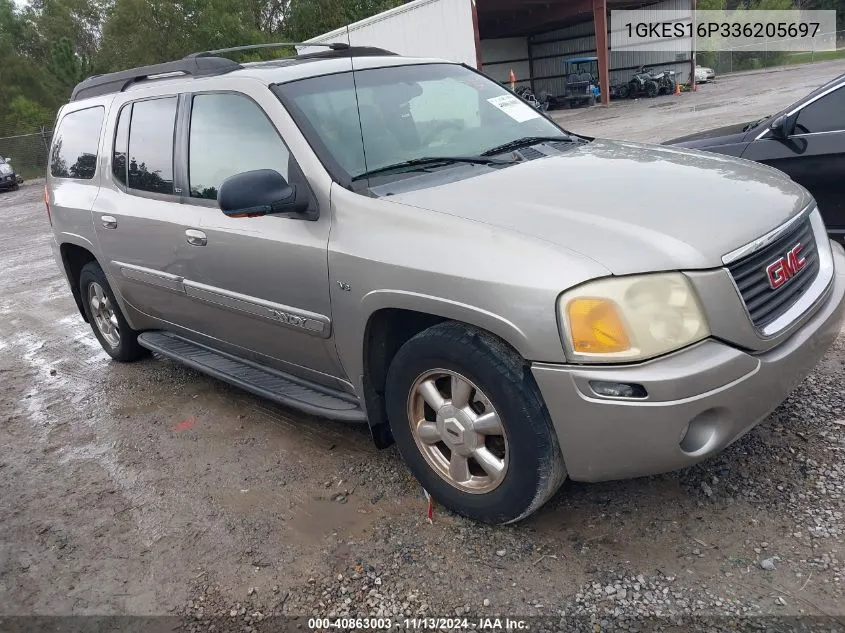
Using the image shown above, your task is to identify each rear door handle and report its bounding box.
[185,229,207,247]
[101,215,117,229]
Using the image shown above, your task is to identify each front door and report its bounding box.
[177,90,344,386]
[743,84,845,239]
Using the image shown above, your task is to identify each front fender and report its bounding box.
[360,289,532,358]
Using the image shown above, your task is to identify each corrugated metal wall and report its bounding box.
[609,0,691,84]
[525,0,691,97]
[302,0,477,67]
[480,38,530,88]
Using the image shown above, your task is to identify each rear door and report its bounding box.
[92,95,201,325]
[742,83,845,238]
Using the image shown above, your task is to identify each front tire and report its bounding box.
[385,322,566,524]
[79,261,145,362]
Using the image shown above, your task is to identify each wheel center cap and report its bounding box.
[436,404,476,456]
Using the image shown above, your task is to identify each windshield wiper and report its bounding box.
[352,155,515,181]
[742,116,769,132]
[482,136,573,156]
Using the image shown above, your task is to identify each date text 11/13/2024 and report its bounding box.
[307,617,530,630]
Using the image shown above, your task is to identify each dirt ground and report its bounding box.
[1,62,845,631]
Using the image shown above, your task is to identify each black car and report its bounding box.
[0,156,21,191]
[667,72,845,241]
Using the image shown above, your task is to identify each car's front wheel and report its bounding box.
[385,322,566,524]
[79,261,146,362]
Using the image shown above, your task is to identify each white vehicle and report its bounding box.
[695,65,716,83]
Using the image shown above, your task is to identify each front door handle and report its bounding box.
[185,229,207,247]
[101,215,117,229]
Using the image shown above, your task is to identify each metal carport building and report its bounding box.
[306,0,695,106]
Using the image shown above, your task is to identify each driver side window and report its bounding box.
[189,93,290,200]
[794,86,845,135]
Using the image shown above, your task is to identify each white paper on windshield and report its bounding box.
[487,95,541,123]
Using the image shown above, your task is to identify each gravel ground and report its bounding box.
[550,59,845,142]
[2,63,845,631]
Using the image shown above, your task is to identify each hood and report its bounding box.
[386,139,811,275]
[665,120,754,145]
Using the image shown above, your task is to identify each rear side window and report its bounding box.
[188,93,290,200]
[50,106,104,179]
[795,86,845,134]
[127,97,177,194]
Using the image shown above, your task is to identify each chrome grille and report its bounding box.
[727,218,819,330]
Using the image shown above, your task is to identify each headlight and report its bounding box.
[558,273,710,363]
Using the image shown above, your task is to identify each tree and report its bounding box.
[97,0,267,70]
[281,0,402,42]
[49,36,91,89]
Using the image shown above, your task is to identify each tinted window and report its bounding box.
[189,93,290,200]
[795,86,845,134]
[112,104,130,185]
[127,97,177,194]
[50,107,104,179]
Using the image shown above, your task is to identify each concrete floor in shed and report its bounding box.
[1,60,844,628]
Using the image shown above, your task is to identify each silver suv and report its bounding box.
[47,45,845,524]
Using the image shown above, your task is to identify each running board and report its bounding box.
[137,331,366,422]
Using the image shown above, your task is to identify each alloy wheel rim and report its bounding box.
[407,369,508,494]
[88,282,120,348]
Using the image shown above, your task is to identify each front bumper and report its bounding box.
[532,241,845,483]
[0,174,18,190]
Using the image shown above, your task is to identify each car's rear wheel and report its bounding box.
[385,322,566,524]
[79,261,145,362]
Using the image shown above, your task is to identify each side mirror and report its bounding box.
[218,169,309,218]
[770,113,797,139]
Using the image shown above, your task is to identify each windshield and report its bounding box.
[276,63,569,182]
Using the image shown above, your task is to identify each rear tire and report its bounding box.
[79,261,146,362]
[385,322,566,524]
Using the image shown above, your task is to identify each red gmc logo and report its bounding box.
[766,243,806,289]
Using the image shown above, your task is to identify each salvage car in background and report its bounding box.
[0,156,21,191]
[667,73,845,241]
[695,65,715,83]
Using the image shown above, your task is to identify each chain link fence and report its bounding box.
[700,28,845,76]
[0,127,53,181]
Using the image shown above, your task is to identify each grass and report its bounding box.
[786,48,845,65]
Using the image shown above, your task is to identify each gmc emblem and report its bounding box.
[766,243,806,290]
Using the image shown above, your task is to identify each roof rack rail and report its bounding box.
[69,42,398,103]
[187,41,350,58]
[70,56,241,102]
[296,46,397,59]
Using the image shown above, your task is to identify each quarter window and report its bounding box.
[795,86,845,134]
[50,106,104,180]
[127,97,177,194]
[188,93,290,200]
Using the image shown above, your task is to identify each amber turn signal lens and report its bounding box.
[567,298,631,354]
